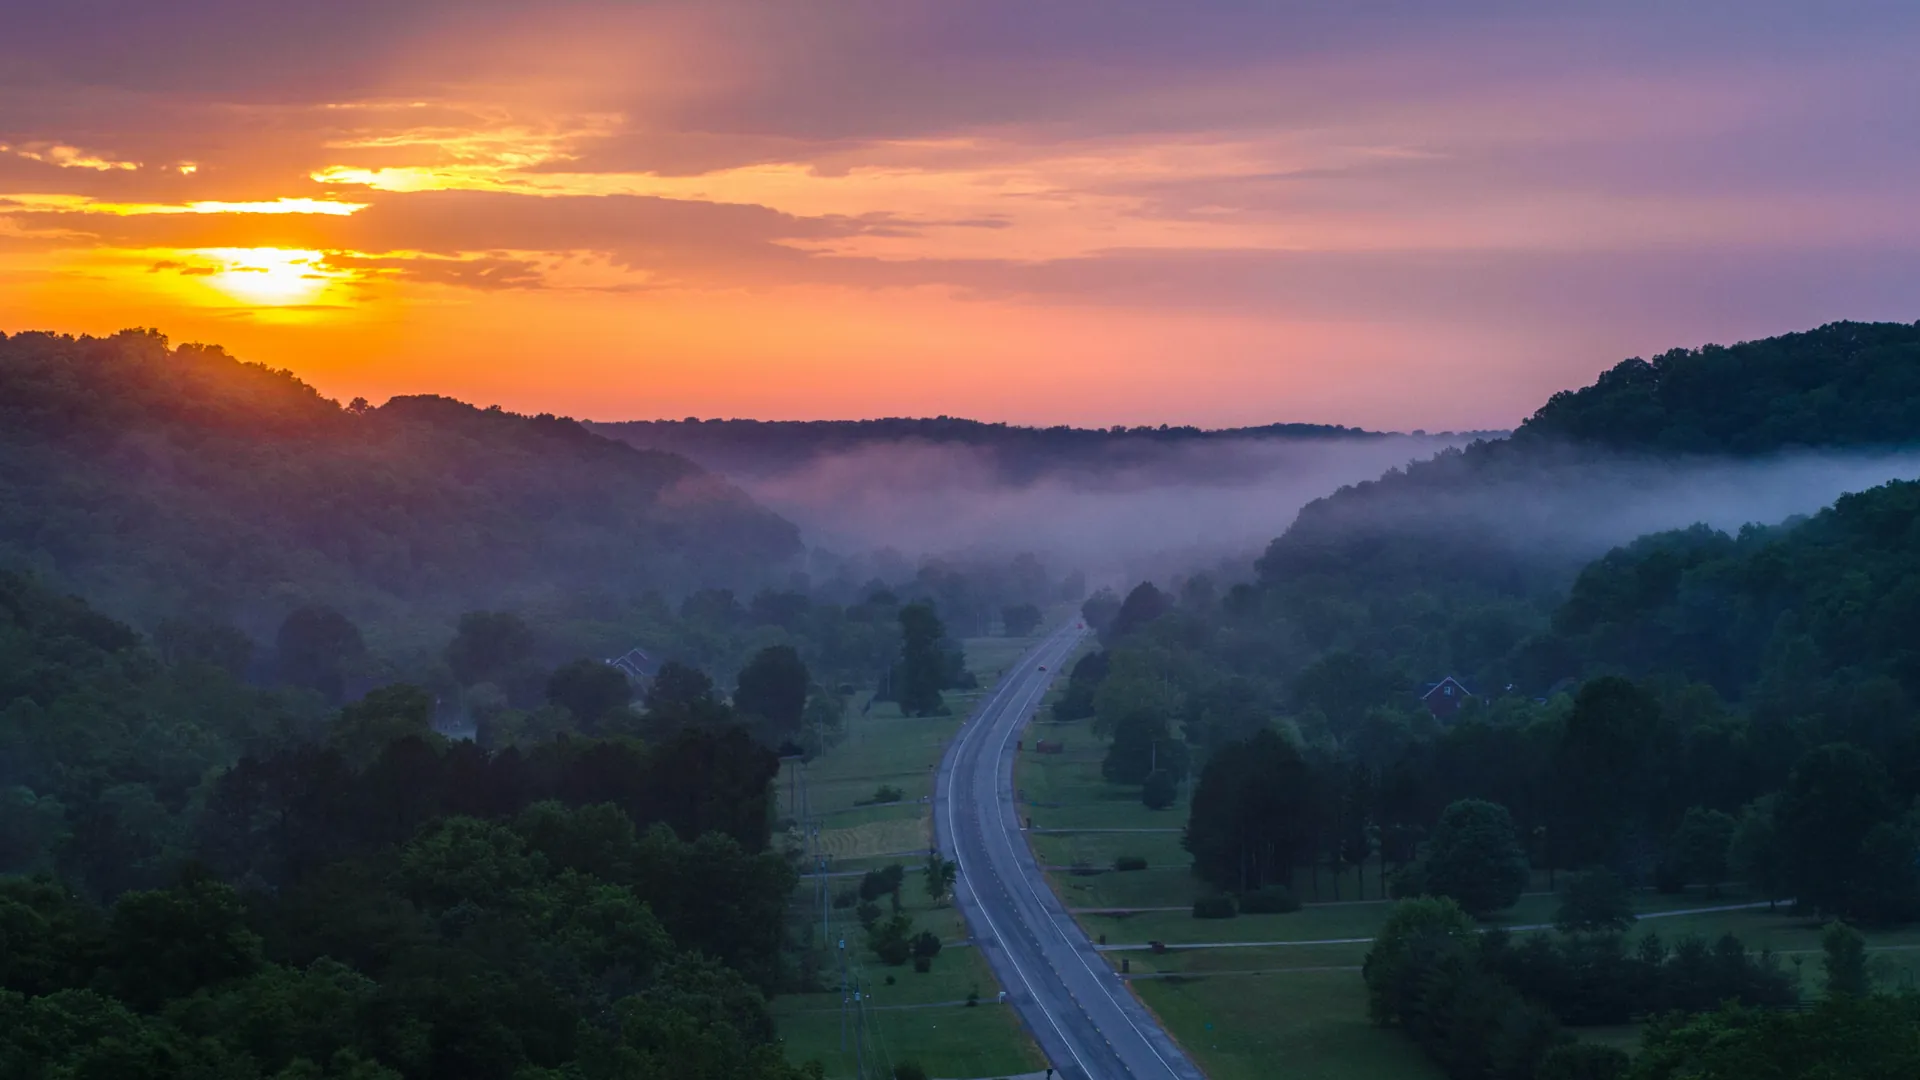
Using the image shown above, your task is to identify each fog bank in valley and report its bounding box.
[728,436,1920,585]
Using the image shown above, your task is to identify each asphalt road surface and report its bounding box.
[934,624,1207,1080]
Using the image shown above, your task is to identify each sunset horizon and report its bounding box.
[8,3,1917,431]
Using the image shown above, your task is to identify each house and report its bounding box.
[1417,676,1478,720]
[607,646,661,684]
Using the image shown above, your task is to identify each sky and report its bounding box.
[2,1,1918,431]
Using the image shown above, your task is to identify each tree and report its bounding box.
[1080,587,1122,637]
[733,645,810,744]
[274,606,364,702]
[868,913,913,965]
[1362,896,1477,1024]
[923,852,956,904]
[1555,868,1637,932]
[1184,729,1314,893]
[445,610,535,686]
[1102,708,1184,786]
[1106,581,1170,643]
[545,659,633,732]
[1729,795,1788,906]
[1141,769,1177,810]
[328,684,438,768]
[1001,603,1042,637]
[1668,806,1737,895]
[1422,799,1530,917]
[1777,743,1893,917]
[106,869,264,1011]
[897,602,948,716]
[1821,921,1869,996]
[1552,677,1667,873]
[644,661,731,731]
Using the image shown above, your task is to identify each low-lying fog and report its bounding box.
[725,436,1920,583]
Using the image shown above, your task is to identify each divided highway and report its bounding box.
[934,624,1207,1080]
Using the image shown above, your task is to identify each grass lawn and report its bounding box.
[1007,691,1920,1077]
[1134,967,1442,1080]
[773,640,1051,1078]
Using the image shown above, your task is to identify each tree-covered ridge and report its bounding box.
[1547,478,1920,701]
[591,415,1458,485]
[1246,320,1920,688]
[0,329,800,639]
[1519,320,1920,454]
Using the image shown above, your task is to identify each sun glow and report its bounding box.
[197,248,345,305]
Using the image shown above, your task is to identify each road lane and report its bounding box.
[934,624,1207,1080]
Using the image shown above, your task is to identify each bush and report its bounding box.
[859,864,906,905]
[893,1062,927,1080]
[869,913,914,966]
[856,901,883,930]
[832,887,857,909]
[868,785,904,804]
[1192,895,1237,919]
[1238,885,1300,914]
[910,930,943,961]
[1113,855,1148,872]
[912,955,931,973]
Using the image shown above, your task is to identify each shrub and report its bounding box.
[858,864,906,904]
[910,930,943,961]
[912,955,931,973]
[1238,885,1300,914]
[869,785,904,804]
[832,887,857,909]
[869,913,914,966]
[893,1063,927,1080]
[1113,855,1148,872]
[1192,895,1237,919]
[856,901,883,930]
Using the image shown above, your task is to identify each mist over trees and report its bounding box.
[12,316,1920,1076]
[0,328,799,654]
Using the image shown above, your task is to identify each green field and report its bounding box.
[772,635,1051,1080]
[1011,698,1920,1077]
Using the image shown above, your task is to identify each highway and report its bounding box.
[934,624,1207,1080]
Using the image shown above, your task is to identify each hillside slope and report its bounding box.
[0,329,800,644]
[1247,320,1920,684]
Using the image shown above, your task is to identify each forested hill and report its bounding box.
[1545,477,1920,704]
[1518,320,1920,454]
[0,329,800,641]
[1247,320,1920,687]
[590,416,1473,484]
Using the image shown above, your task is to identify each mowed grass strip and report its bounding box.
[775,639,1050,1077]
[1133,967,1443,1080]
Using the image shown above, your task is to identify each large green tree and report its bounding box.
[897,602,948,717]
[1422,799,1530,917]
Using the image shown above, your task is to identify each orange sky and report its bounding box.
[4,2,1918,430]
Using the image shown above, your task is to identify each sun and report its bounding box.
[198,248,342,305]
